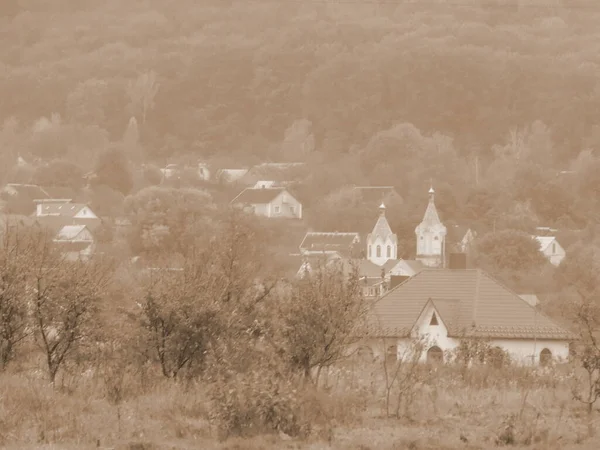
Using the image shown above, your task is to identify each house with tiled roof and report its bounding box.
[361,268,574,366]
[34,199,102,234]
[53,224,95,261]
[299,231,361,258]
[230,187,302,219]
[533,235,565,267]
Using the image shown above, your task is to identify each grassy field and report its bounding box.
[1,356,600,450]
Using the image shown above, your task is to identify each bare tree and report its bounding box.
[126,71,160,125]
[30,240,112,384]
[0,221,39,369]
[570,297,600,421]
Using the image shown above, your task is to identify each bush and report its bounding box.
[208,369,322,440]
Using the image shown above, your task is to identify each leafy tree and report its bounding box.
[31,160,84,190]
[124,186,215,256]
[127,71,160,125]
[93,146,134,196]
[474,229,548,277]
[66,78,109,126]
[270,261,367,383]
[29,238,113,383]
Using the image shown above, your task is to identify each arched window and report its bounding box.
[376,245,381,257]
[434,236,439,241]
[368,245,372,257]
[540,348,552,367]
[427,346,444,364]
[386,245,391,258]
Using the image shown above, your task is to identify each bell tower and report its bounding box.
[415,187,446,268]
[367,203,398,266]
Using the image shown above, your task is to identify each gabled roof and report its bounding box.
[38,202,91,218]
[387,259,425,275]
[230,187,288,205]
[334,258,387,279]
[369,269,574,340]
[2,183,49,199]
[416,188,444,232]
[368,205,398,244]
[299,232,360,257]
[55,224,92,241]
[446,224,472,244]
[534,236,558,252]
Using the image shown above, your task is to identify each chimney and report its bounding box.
[449,253,467,270]
[390,275,409,289]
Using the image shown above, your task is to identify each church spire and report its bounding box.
[367,202,398,266]
[379,202,386,216]
[415,185,447,268]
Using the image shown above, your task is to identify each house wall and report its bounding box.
[357,303,570,366]
[542,241,566,267]
[367,236,397,266]
[267,192,302,219]
[74,207,98,219]
[75,228,94,241]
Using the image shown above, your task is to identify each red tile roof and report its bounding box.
[369,269,574,340]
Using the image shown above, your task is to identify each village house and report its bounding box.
[53,224,96,261]
[230,187,302,219]
[359,261,575,366]
[534,235,566,267]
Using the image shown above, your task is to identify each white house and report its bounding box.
[230,187,302,219]
[53,224,96,261]
[362,268,574,366]
[415,187,447,268]
[534,236,566,267]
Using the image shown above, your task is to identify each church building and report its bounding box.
[415,187,447,268]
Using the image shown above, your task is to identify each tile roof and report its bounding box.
[416,190,444,233]
[230,187,288,205]
[55,224,90,241]
[368,269,574,340]
[39,202,88,217]
[335,258,387,279]
[299,232,360,256]
[368,205,397,245]
[2,183,50,200]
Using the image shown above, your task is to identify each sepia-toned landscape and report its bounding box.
[2,1,600,448]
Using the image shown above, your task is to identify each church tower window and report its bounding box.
[387,245,391,258]
[376,245,381,258]
[368,245,372,257]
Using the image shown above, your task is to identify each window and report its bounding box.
[427,346,444,364]
[290,206,295,214]
[552,243,556,254]
[434,236,439,240]
[429,313,439,326]
[540,348,552,367]
[274,206,280,214]
[368,245,372,257]
[376,245,381,257]
[386,345,397,362]
[387,245,391,258]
